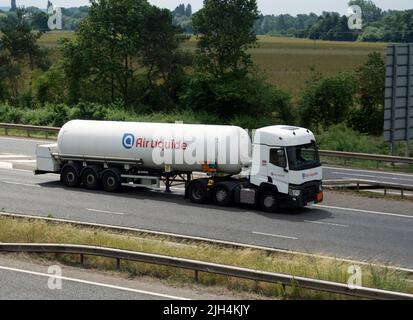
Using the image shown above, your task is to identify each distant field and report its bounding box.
[39,32,387,99]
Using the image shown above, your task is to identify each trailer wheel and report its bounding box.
[82,166,101,190]
[212,186,232,207]
[61,164,81,188]
[188,182,208,204]
[259,190,279,213]
[102,169,122,193]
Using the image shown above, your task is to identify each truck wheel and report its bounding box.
[61,164,81,188]
[102,169,122,193]
[212,186,232,207]
[188,182,208,204]
[259,190,279,213]
[82,166,101,190]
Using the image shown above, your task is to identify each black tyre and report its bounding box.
[212,186,232,207]
[259,190,279,213]
[102,169,122,193]
[187,182,208,204]
[82,166,101,190]
[61,164,81,188]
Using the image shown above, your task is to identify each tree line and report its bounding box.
[1,0,411,42]
[1,0,386,139]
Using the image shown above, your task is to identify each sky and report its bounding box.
[1,0,412,15]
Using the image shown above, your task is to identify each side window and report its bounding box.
[270,148,286,168]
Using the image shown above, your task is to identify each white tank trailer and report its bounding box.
[36,120,324,212]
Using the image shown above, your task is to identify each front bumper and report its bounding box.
[287,181,323,207]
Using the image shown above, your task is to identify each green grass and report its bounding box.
[39,32,387,100]
[0,216,411,299]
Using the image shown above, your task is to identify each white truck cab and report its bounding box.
[249,126,323,208]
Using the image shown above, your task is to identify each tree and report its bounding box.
[0,8,49,103]
[173,4,186,17]
[61,0,190,108]
[30,11,49,32]
[349,52,385,135]
[10,0,17,12]
[62,0,151,105]
[192,0,259,77]
[140,6,192,109]
[185,4,192,17]
[299,72,357,130]
[180,72,294,121]
[307,12,358,41]
[0,9,47,70]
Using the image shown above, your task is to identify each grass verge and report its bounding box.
[0,216,411,300]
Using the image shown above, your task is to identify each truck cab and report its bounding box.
[249,126,323,209]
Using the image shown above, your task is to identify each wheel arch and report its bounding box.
[185,178,209,199]
[258,182,279,196]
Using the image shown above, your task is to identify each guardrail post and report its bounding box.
[356,182,360,192]
[401,189,404,199]
[116,258,120,270]
[80,253,84,266]
[45,131,49,139]
[194,270,199,283]
[5,128,8,136]
[27,129,30,138]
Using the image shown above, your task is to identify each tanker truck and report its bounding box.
[35,120,323,212]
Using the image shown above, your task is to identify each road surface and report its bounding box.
[0,255,244,300]
[0,136,413,269]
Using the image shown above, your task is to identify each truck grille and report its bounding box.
[302,185,317,203]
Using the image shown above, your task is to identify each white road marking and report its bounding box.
[313,204,413,220]
[86,208,125,216]
[9,160,36,163]
[0,155,31,159]
[1,180,40,188]
[324,166,413,179]
[252,231,298,240]
[333,171,413,182]
[0,167,33,173]
[0,162,12,169]
[304,220,349,228]
[0,265,188,300]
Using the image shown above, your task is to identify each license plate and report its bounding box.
[307,201,315,206]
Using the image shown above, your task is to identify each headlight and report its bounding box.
[289,189,301,197]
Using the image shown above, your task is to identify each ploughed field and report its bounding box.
[39,32,387,100]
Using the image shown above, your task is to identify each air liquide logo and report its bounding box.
[303,172,318,179]
[122,133,135,149]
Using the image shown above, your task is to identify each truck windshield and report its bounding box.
[286,143,320,171]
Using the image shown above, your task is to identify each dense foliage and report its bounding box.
[0,0,396,154]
